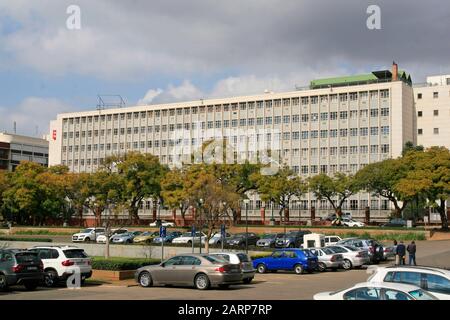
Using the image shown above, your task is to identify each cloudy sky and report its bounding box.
[0,0,449,136]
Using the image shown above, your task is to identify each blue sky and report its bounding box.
[1,0,449,136]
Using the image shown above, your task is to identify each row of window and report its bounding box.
[62,91,391,125]
[418,128,440,135]
[62,110,390,139]
[417,110,441,117]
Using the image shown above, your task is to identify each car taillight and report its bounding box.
[61,260,74,266]
[12,264,25,273]
[215,265,231,273]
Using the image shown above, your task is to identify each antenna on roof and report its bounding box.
[13,121,16,134]
[97,95,126,110]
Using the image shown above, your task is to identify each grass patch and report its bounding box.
[0,236,53,242]
[91,256,160,271]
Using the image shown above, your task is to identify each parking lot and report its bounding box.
[1,239,449,300]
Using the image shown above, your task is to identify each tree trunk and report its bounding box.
[438,199,449,231]
[205,227,214,253]
[78,207,84,227]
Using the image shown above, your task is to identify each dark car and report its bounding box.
[275,230,312,248]
[153,231,183,243]
[381,218,414,228]
[226,233,260,248]
[252,249,318,274]
[0,249,44,291]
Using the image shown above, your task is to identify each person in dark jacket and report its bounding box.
[396,241,406,265]
[407,241,417,266]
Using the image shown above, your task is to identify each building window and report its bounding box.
[370,127,379,135]
[417,93,422,99]
[418,129,423,135]
[433,92,439,99]
[434,110,439,116]
[434,128,439,135]
[381,126,390,135]
[381,144,390,153]
[418,111,422,117]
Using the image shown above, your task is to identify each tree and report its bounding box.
[161,168,190,221]
[355,158,411,218]
[0,170,10,222]
[184,168,240,253]
[104,152,167,224]
[402,141,424,156]
[396,147,450,230]
[308,172,360,223]
[64,172,91,226]
[252,166,306,220]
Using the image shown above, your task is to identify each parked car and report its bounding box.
[28,246,92,287]
[135,254,242,290]
[133,231,159,244]
[308,247,344,272]
[209,252,255,284]
[149,220,175,227]
[341,218,365,227]
[327,245,370,270]
[324,236,342,247]
[172,232,206,244]
[72,228,105,243]
[314,282,437,300]
[153,231,183,244]
[382,245,396,260]
[252,249,318,274]
[256,233,285,248]
[275,230,311,248]
[0,249,44,291]
[96,228,129,244]
[111,231,142,244]
[336,238,384,263]
[381,218,415,228]
[324,212,352,221]
[367,266,450,300]
[226,233,259,248]
[201,232,231,245]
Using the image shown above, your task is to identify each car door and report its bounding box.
[171,256,201,285]
[283,251,300,270]
[152,256,183,284]
[423,274,450,298]
[267,251,284,270]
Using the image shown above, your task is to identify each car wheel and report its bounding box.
[44,269,58,287]
[256,264,267,274]
[294,264,304,275]
[24,280,38,291]
[138,271,153,287]
[342,259,352,270]
[84,238,91,243]
[318,262,327,272]
[187,240,192,245]
[194,273,210,290]
[0,274,8,291]
[243,277,253,284]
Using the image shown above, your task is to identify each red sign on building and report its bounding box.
[52,130,57,140]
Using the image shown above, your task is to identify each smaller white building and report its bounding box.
[0,132,49,171]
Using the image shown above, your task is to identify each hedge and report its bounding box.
[14,230,73,236]
[91,257,160,271]
[328,232,426,241]
[0,237,53,242]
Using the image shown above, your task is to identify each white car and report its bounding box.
[324,236,342,247]
[314,282,438,300]
[172,232,206,244]
[72,228,105,242]
[342,218,365,227]
[29,246,92,287]
[208,252,255,284]
[201,232,231,245]
[327,245,370,269]
[367,266,450,300]
[96,228,129,243]
[149,220,175,227]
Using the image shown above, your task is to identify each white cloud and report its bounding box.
[0,97,71,137]
[138,88,163,105]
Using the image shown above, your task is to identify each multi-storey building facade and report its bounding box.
[0,132,49,171]
[49,64,416,222]
[414,75,450,150]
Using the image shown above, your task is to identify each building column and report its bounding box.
[152,207,157,221]
[260,207,266,224]
[310,206,316,221]
[284,208,289,222]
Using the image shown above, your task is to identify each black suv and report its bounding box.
[0,249,44,291]
[275,230,312,248]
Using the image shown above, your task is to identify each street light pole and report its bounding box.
[199,198,203,254]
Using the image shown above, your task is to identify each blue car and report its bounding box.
[252,249,318,274]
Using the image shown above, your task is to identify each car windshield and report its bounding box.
[63,249,88,258]
[343,246,358,251]
[237,253,251,262]
[302,249,315,258]
[80,229,93,233]
[140,232,151,236]
[15,252,39,263]
[329,246,346,253]
[181,233,192,237]
[322,248,335,255]
[408,290,437,300]
[262,234,276,239]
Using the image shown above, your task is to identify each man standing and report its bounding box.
[407,241,417,266]
[396,241,406,265]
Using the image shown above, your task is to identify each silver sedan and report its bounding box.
[135,254,243,290]
[327,245,370,270]
[308,247,344,272]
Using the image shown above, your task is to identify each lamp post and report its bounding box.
[199,198,203,254]
[270,200,275,226]
[243,199,250,254]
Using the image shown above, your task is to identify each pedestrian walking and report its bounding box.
[396,241,406,265]
[407,241,417,266]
